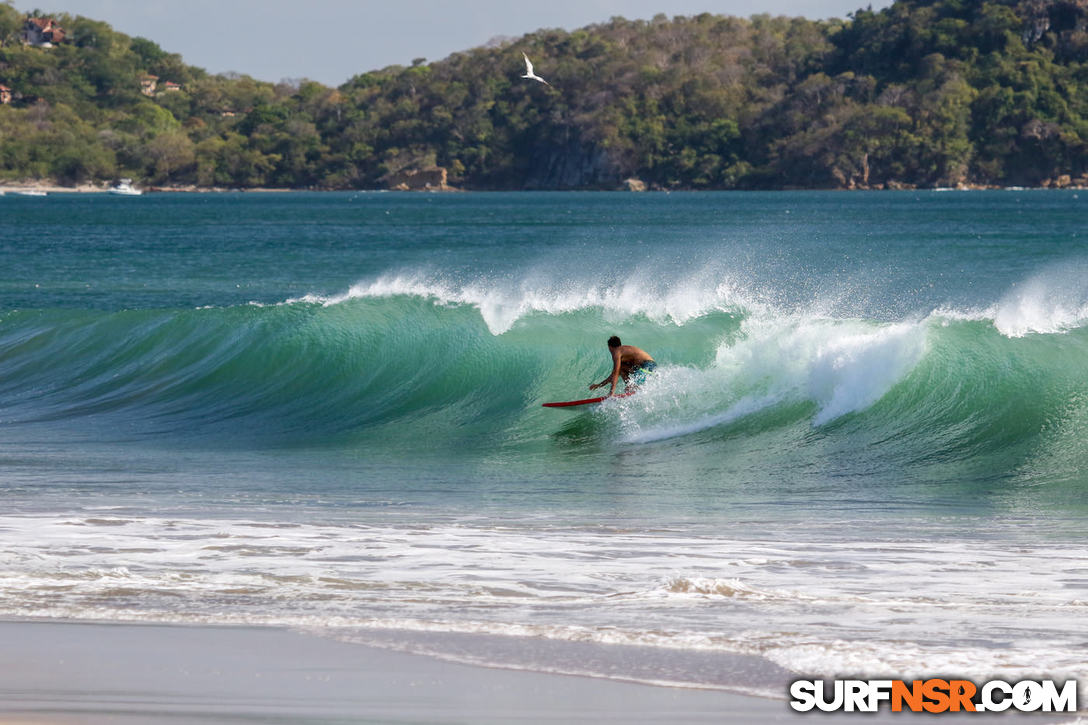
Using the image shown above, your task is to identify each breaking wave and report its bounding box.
[3,271,1088,486]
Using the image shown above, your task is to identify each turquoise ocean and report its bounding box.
[1,191,1086,698]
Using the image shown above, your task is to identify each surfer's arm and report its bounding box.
[605,352,622,396]
[589,353,622,395]
[589,373,612,389]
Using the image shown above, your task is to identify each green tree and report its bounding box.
[145,130,195,183]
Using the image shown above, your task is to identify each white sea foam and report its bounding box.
[0,513,1084,694]
[620,315,929,441]
[621,390,784,444]
[804,320,928,424]
[725,316,925,426]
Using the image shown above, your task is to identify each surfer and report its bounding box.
[589,336,656,397]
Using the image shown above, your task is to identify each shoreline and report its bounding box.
[0,619,783,724]
[2,182,1086,194]
[0,620,1074,724]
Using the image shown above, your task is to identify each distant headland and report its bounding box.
[0,1,1086,192]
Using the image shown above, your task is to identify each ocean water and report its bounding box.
[1,190,1086,699]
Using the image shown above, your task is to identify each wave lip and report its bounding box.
[283,271,753,335]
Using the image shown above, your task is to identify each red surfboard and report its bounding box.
[542,391,636,408]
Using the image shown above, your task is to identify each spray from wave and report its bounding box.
[992,262,1088,337]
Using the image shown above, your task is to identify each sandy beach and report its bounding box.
[0,620,787,724]
[0,620,1073,724]
[0,183,107,194]
[0,182,299,194]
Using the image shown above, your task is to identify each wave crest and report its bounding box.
[285,272,754,334]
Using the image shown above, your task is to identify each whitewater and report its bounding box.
[1,190,1086,703]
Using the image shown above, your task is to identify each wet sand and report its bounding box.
[0,621,1074,724]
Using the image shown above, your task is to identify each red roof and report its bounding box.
[0,84,11,91]
[25,17,55,30]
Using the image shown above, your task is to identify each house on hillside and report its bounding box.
[0,85,12,105]
[163,81,182,92]
[140,75,159,96]
[22,17,66,47]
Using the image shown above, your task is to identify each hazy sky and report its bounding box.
[20,1,892,86]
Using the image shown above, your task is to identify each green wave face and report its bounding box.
[4,289,1088,502]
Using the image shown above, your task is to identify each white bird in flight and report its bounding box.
[521,52,550,86]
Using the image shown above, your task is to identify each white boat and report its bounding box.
[12,190,47,197]
[108,179,142,196]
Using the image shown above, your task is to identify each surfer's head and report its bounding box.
[607,336,621,349]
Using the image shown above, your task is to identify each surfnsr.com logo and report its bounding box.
[789,679,1078,713]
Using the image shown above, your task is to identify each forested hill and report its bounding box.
[1,0,1087,190]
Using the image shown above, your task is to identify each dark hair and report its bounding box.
[607,336,621,348]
